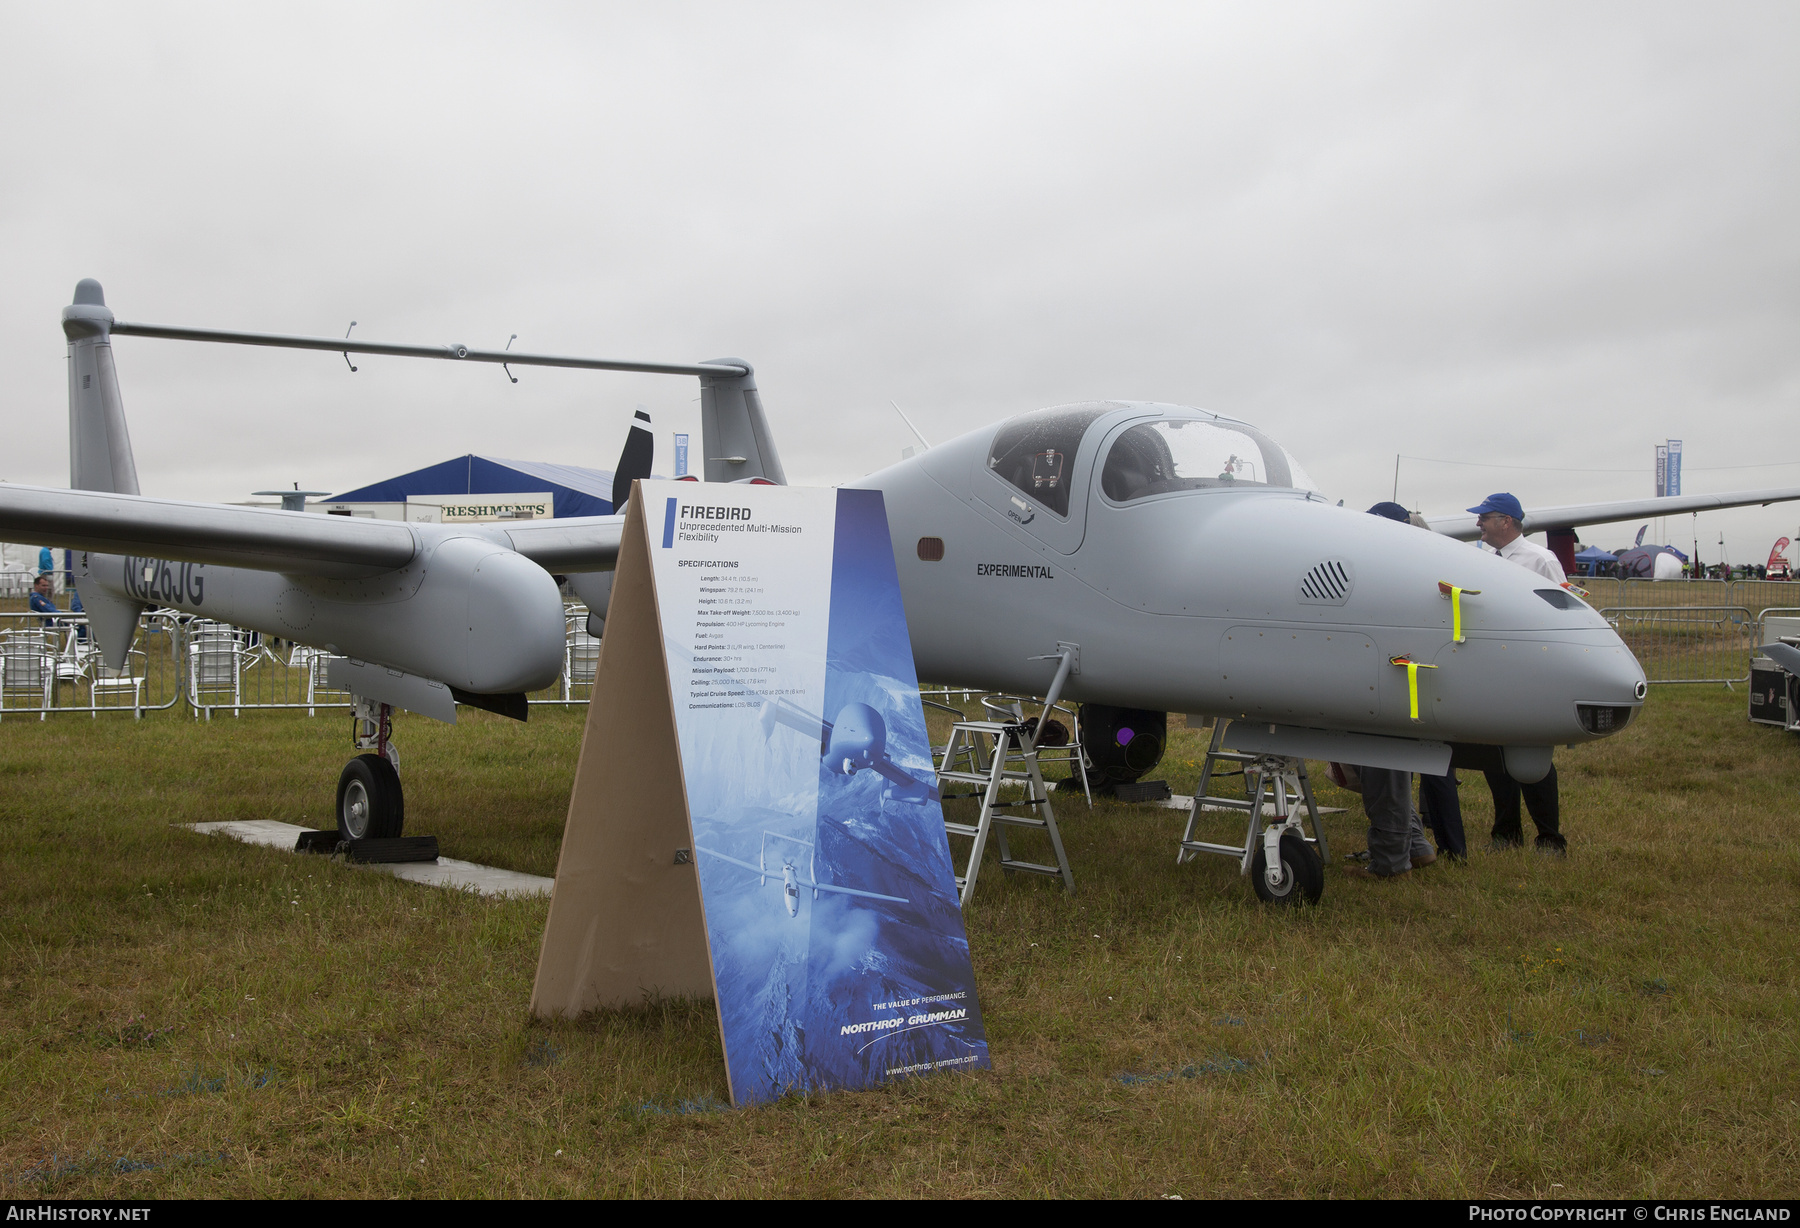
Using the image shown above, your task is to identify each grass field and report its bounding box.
[0,686,1795,1198]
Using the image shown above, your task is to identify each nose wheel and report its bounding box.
[1177,726,1330,905]
[337,695,404,840]
[1250,827,1323,905]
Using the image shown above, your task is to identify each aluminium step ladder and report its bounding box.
[1178,719,1329,879]
[936,718,1075,908]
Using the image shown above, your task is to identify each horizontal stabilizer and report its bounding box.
[1426,488,1800,541]
[498,516,624,573]
[0,483,416,578]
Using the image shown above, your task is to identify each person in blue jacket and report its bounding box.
[28,573,59,627]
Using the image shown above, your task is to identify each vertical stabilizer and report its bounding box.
[63,279,140,495]
[610,407,655,509]
[63,280,148,666]
[699,360,786,485]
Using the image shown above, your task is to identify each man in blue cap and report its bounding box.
[1342,502,1466,877]
[1468,492,1567,584]
[1468,492,1569,854]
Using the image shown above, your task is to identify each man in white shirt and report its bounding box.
[1468,493,1569,855]
[1473,492,1568,583]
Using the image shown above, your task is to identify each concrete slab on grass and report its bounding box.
[1043,783,1346,816]
[187,820,554,898]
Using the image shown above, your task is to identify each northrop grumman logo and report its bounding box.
[976,562,1054,579]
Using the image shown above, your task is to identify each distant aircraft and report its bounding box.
[6,279,1799,899]
[695,832,909,919]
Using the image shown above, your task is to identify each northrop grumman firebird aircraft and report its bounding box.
[4,280,1797,895]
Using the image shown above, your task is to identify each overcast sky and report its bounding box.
[2,2,1796,560]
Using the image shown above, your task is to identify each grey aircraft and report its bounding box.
[4,280,1796,902]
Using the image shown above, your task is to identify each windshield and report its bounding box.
[987,405,1111,518]
[1100,418,1314,502]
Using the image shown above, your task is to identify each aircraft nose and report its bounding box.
[1320,508,1647,743]
[1427,620,1646,745]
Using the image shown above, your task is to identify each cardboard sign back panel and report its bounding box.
[530,487,714,1017]
[649,483,988,1104]
[534,482,988,1105]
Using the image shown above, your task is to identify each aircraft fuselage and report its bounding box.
[853,403,1647,750]
[77,524,566,696]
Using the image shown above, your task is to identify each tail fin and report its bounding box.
[610,407,655,510]
[699,360,786,484]
[63,279,140,495]
[64,279,148,665]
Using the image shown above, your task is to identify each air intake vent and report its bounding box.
[1297,559,1354,606]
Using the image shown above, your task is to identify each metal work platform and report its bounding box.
[936,718,1074,908]
[1175,719,1329,904]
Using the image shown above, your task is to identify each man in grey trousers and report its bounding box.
[1344,766,1437,880]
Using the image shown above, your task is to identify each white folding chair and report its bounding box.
[289,644,344,716]
[186,620,246,718]
[0,629,56,721]
[90,649,147,719]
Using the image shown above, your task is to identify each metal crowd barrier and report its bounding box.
[1598,605,1756,685]
[1581,578,1800,614]
[0,606,601,720]
[0,609,185,719]
[12,581,1794,721]
[528,606,601,707]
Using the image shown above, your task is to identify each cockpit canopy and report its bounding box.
[987,403,1316,518]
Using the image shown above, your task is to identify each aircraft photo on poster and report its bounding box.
[646,481,989,1105]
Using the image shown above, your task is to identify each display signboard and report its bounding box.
[532,481,988,1106]
[405,492,554,522]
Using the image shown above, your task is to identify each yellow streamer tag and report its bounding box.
[1437,582,1482,644]
[1390,655,1440,721]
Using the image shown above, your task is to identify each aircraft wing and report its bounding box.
[873,757,934,792]
[802,879,910,905]
[1424,488,1800,541]
[693,847,765,876]
[495,515,624,573]
[0,482,415,577]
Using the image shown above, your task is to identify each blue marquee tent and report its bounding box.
[331,455,620,519]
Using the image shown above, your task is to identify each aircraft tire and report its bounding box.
[336,753,405,841]
[1250,829,1322,906]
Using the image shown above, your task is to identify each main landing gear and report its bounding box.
[337,695,404,841]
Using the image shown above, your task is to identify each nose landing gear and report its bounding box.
[1178,722,1329,905]
[337,696,404,840]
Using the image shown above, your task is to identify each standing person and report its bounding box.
[1418,772,1467,861]
[1343,763,1436,881]
[1467,492,1568,855]
[1367,501,1469,861]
